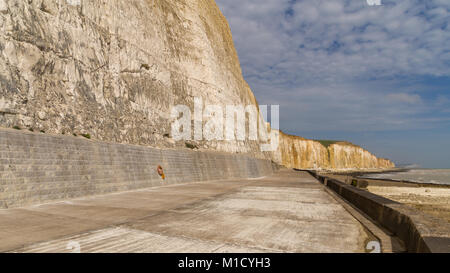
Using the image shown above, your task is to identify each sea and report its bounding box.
[360,169,450,186]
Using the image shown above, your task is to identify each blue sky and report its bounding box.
[215,0,450,168]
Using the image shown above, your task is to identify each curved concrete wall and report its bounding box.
[309,171,450,253]
[0,128,274,208]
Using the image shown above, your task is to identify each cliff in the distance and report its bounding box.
[0,0,394,170]
[273,131,395,170]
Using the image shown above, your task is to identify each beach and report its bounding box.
[326,169,450,223]
[366,185,450,222]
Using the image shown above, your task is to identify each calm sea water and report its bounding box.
[361,169,450,185]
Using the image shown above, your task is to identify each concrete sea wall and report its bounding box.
[309,171,450,253]
[0,128,275,208]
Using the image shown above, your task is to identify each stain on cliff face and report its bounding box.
[0,74,16,94]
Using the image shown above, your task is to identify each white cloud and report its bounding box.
[386,93,422,104]
[217,0,450,81]
[215,0,450,133]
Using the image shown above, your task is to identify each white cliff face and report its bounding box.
[273,131,395,170]
[328,144,379,170]
[0,0,266,157]
[274,132,330,169]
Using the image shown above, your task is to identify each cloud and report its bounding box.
[215,0,450,134]
[218,0,450,84]
[386,93,422,104]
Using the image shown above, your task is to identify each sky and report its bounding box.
[215,0,450,168]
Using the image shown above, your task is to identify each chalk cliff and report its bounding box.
[0,0,394,170]
[0,0,266,156]
[273,131,395,170]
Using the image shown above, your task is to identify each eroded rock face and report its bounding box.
[273,131,395,170]
[0,0,266,157]
[328,143,394,170]
[273,132,330,169]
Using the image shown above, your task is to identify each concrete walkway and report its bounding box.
[0,170,369,253]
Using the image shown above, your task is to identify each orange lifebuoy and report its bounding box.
[157,165,165,180]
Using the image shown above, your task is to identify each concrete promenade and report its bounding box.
[0,170,369,253]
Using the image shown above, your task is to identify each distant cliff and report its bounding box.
[273,131,395,170]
